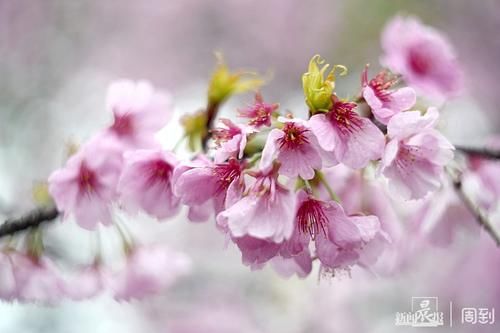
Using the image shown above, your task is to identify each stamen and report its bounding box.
[111,112,134,136]
[296,198,329,239]
[278,122,310,150]
[213,159,241,193]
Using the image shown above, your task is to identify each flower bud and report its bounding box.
[207,53,264,105]
[302,55,347,114]
[181,111,208,151]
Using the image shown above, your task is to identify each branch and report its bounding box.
[454,145,500,160]
[0,206,59,239]
[451,174,500,246]
[201,102,220,151]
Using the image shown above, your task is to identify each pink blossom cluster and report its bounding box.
[46,16,458,278]
[1,15,472,303]
[0,244,190,303]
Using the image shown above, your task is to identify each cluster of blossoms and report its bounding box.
[5,15,496,304]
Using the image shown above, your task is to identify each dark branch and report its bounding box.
[0,206,59,239]
[451,175,500,246]
[454,145,500,160]
[201,101,220,151]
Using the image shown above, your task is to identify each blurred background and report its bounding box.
[1,0,500,332]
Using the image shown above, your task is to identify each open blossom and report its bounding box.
[308,96,385,169]
[271,251,313,279]
[111,244,191,301]
[232,235,282,270]
[362,66,416,124]
[293,190,386,270]
[0,251,64,304]
[105,80,173,150]
[217,169,296,243]
[211,118,252,163]
[380,107,454,200]
[381,16,463,100]
[173,157,244,222]
[63,264,106,300]
[118,149,180,220]
[238,93,278,128]
[260,117,332,180]
[48,137,123,229]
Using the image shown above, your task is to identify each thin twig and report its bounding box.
[0,206,59,239]
[454,145,500,160]
[201,101,220,151]
[450,173,500,246]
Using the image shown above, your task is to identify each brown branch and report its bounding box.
[454,145,500,160]
[201,101,220,151]
[0,206,59,239]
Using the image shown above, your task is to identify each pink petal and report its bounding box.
[260,129,284,172]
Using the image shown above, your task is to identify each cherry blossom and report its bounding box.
[48,136,123,229]
[380,107,454,200]
[238,93,278,128]
[217,169,296,243]
[260,117,329,179]
[308,96,385,169]
[118,149,180,220]
[381,16,463,100]
[111,244,191,301]
[105,80,173,150]
[362,66,416,124]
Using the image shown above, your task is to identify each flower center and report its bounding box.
[146,159,173,185]
[111,112,134,136]
[211,120,241,146]
[395,144,422,170]
[78,163,98,193]
[278,122,310,150]
[327,99,362,134]
[296,198,328,239]
[213,159,241,193]
[369,71,397,103]
[408,47,432,76]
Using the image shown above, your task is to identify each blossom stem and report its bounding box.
[450,172,500,246]
[454,145,500,160]
[172,135,186,152]
[246,152,262,167]
[317,172,340,202]
[0,206,59,239]
[201,101,220,151]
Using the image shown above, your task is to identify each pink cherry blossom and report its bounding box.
[271,251,313,279]
[362,66,416,124]
[211,118,251,163]
[118,149,180,220]
[111,244,191,301]
[105,80,173,150]
[63,264,106,300]
[4,252,64,304]
[293,190,386,270]
[217,169,296,243]
[260,117,332,180]
[319,165,401,274]
[48,137,123,229]
[232,235,281,270]
[173,157,244,222]
[467,139,500,211]
[238,93,278,128]
[0,251,18,301]
[381,16,463,100]
[380,107,454,200]
[412,180,478,247]
[308,96,385,169]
